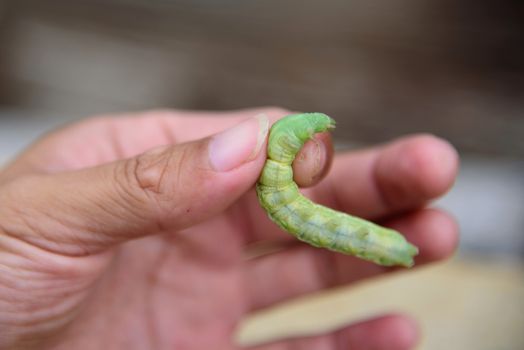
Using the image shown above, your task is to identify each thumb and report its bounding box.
[0,115,269,256]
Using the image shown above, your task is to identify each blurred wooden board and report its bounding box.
[236,256,524,349]
[0,0,523,156]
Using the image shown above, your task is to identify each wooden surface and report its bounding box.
[0,0,523,155]
[236,256,524,349]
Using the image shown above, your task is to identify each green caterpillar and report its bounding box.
[256,113,418,267]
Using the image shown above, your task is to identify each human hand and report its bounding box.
[0,108,458,349]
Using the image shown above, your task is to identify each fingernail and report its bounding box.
[209,113,269,172]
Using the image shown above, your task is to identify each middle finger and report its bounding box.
[242,134,458,245]
[244,208,458,311]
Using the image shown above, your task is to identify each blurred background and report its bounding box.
[0,0,523,348]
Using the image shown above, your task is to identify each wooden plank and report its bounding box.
[0,0,523,155]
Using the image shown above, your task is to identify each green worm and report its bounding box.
[256,113,418,267]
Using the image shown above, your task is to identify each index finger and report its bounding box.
[243,134,458,244]
[309,134,459,220]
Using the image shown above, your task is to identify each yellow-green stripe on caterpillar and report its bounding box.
[256,113,418,267]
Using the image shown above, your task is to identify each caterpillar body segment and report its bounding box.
[256,113,418,267]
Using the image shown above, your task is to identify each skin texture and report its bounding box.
[257,113,418,267]
[0,107,459,350]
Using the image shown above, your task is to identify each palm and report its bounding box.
[83,219,248,349]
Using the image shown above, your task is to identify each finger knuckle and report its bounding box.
[135,148,172,195]
[120,146,186,209]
